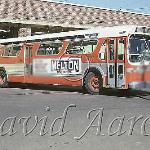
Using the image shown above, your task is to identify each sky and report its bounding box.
[45,0,150,14]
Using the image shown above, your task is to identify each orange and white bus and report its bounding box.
[0,25,149,94]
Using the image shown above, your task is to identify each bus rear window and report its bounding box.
[2,44,21,57]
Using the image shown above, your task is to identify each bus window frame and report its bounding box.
[24,44,34,58]
[107,38,117,62]
[117,37,126,63]
[98,39,107,61]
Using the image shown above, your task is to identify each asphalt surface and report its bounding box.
[0,85,150,150]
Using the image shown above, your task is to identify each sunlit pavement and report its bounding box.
[0,86,150,150]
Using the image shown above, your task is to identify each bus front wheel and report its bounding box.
[0,70,8,88]
[84,72,103,95]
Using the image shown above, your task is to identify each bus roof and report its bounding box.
[0,25,149,44]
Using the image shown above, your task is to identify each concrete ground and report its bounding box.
[0,85,150,150]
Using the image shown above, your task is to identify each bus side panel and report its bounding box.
[25,75,82,86]
[8,75,25,83]
[126,65,150,89]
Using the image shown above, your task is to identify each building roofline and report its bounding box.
[40,0,150,16]
[0,18,94,28]
[0,0,149,29]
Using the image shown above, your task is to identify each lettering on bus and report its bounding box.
[51,58,81,75]
[33,58,81,76]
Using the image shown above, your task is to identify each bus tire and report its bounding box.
[83,72,103,95]
[0,70,8,88]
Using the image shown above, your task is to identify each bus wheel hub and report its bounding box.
[90,76,99,91]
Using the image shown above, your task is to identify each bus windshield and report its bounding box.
[129,35,150,63]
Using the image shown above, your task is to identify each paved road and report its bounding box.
[0,86,150,150]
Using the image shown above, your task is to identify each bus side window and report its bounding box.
[66,40,97,54]
[118,39,125,60]
[37,41,62,55]
[37,44,47,55]
[3,44,21,57]
[66,40,83,54]
[99,40,106,60]
[82,40,97,54]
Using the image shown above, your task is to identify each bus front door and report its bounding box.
[107,38,125,88]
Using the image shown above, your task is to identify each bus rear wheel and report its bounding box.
[84,72,103,95]
[0,70,8,88]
